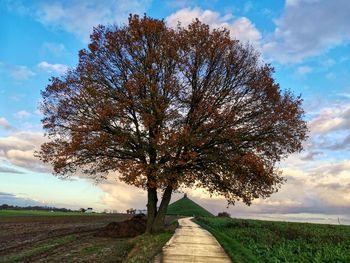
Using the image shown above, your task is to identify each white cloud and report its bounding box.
[38,61,68,74]
[308,161,350,207]
[253,198,302,208]
[0,132,50,173]
[0,118,12,130]
[10,66,35,80]
[239,160,350,215]
[298,101,350,151]
[98,176,147,211]
[309,103,350,134]
[9,0,151,42]
[166,7,261,45]
[14,110,31,119]
[263,0,350,63]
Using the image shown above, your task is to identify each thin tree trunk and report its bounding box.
[146,187,158,234]
[151,185,173,233]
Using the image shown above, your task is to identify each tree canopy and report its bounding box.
[38,15,307,232]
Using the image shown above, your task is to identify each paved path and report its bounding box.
[153,217,231,263]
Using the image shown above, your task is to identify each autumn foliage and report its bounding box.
[38,15,307,233]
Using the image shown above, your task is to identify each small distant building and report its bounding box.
[85,208,93,213]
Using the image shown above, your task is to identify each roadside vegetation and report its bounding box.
[124,232,173,262]
[195,216,350,263]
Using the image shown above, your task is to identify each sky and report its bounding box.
[1,0,350,224]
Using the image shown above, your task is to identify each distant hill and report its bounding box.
[166,194,214,217]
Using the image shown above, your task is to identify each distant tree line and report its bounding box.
[0,204,79,212]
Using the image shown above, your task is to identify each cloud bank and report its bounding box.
[263,0,350,63]
[166,7,261,45]
[0,191,44,207]
[0,132,50,173]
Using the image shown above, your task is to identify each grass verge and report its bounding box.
[193,217,258,263]
[194,216,350,263]
[125,231,173,263]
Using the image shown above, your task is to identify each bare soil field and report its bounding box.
[0,213,133,262]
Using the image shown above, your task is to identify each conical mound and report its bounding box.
[166,194,214,217]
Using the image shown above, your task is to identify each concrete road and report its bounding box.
[153,217,231,263]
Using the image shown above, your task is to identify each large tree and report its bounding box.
[38,15,307,233]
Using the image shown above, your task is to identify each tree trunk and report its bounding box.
[151,185,173,233]
[146,187,158,234]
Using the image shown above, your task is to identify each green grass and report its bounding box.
[195,217,350,263]
[125,231,173,263]
[166,196,213,217]
[0,209,102,217]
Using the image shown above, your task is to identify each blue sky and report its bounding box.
[1,0,350,223]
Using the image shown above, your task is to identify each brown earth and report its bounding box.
[0,214,132,262]
[0,213,178,262]
[96,214,147,238]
